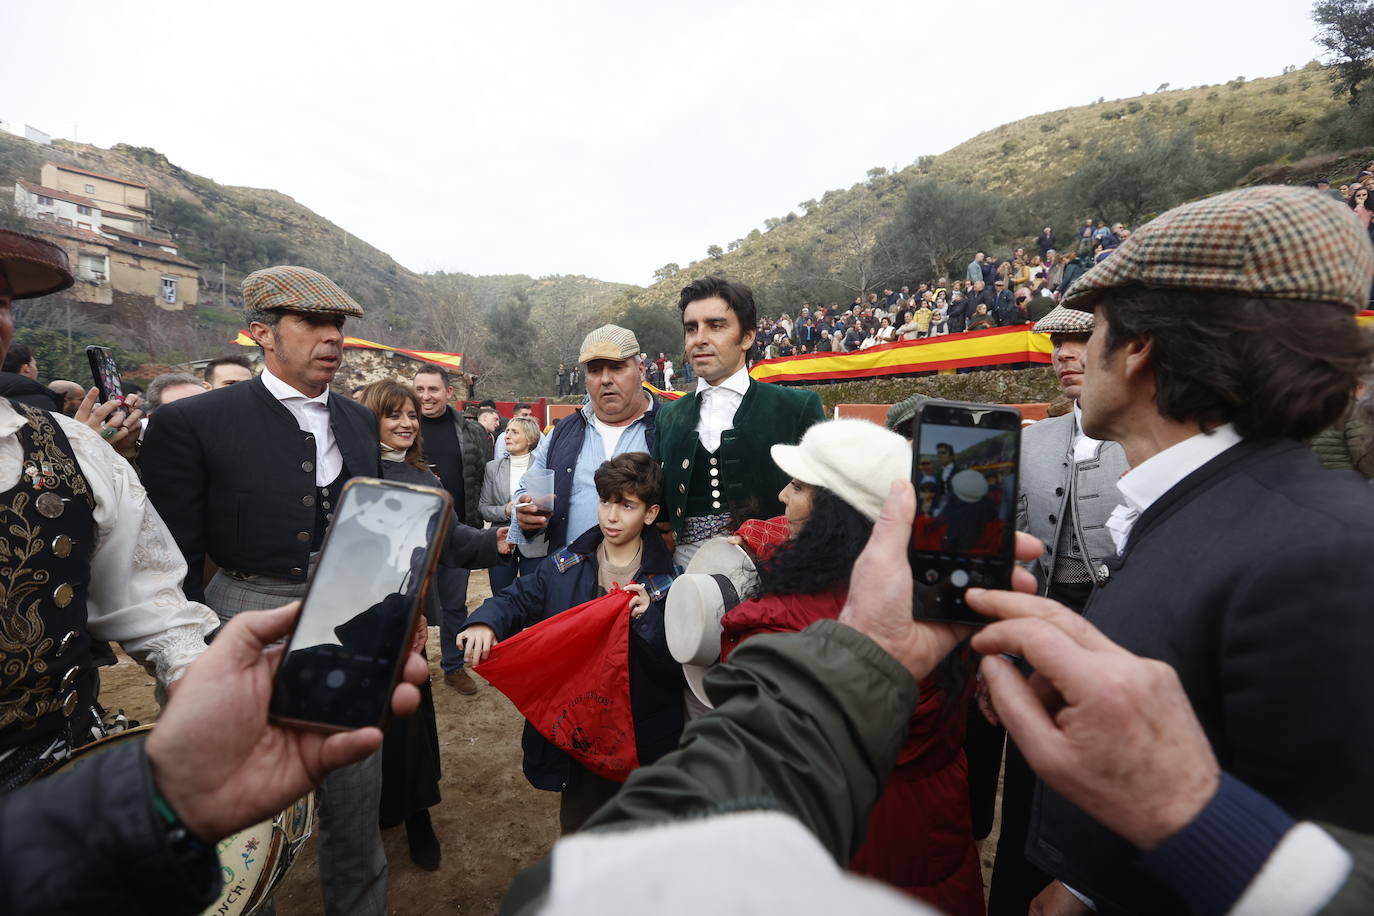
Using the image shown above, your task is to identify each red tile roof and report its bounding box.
[98,224,178,251]
[47,161,147,189]
[39,224,199,270]
[16,179,98,210]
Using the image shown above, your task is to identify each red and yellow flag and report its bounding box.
[234,332,463,371]
[750,325,1052,385]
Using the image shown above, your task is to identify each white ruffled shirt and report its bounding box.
[0,400,218,684]
[694,364,751,453]
[1105,423,1243,552]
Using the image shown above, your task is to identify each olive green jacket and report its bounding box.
[651,378,824,537]
[499,621,918,915]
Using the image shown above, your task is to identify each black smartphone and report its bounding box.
[910,400,1022,626]
[85,345,126,420]
[270,477,453,732]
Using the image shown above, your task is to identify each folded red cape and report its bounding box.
[474,589,639,781]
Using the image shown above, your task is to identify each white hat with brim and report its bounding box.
[665,538,757,710]
[769,419,913,524]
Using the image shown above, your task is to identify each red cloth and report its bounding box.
[474,590,639,781]
[734,515,792,563]
[721,590,984,915]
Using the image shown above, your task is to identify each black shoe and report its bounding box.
[406,810,442,871]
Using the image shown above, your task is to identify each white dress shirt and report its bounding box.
[259,366,342,486]
[695,364,751,453]
[0,401,218,684]
[1105,423,1243,551]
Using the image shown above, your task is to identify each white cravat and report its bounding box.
[259,367,342,486]
[1106,424,1243,552]
[695,364,750,453]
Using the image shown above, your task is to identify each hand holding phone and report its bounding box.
[270,478,453,732]
[85,345,127,423]
[909,400,1022,626]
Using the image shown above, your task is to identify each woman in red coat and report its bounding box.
[720,420,985,916]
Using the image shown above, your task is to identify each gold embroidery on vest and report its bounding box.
[0,407,92,730]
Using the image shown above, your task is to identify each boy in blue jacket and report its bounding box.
[459,452,683,833]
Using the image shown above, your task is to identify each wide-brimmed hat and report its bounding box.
[1032,304,1094,335]
[242,265,364,317]
[665,538,758,709]
[1061,186,1374,313]
[770,419,912,523]
[0,229,74,299]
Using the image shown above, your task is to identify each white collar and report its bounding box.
[1116,423,1243,516]
[1070,402,1105,461]
[695,363,751,397]
[260,366,329,406]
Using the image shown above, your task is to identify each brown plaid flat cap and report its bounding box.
[1062,186,1374,313]
[242,265,364,317]
[1032,304,1095,335]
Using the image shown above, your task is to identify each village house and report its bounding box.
[13,162,199,312]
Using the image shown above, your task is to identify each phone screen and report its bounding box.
[86,346,125,413]
[270,478,450,731]
[910,401,1021,625]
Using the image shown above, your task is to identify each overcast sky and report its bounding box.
[2,1,1326,286]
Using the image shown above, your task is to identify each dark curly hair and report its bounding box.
[751,488,969,719]
[752,489,873,599]
[1102,289,1374,440]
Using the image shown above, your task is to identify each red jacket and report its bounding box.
[721,589,985,916]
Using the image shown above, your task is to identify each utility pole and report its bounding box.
[221,263,226,308]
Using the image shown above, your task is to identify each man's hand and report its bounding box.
[837,480,1042,681]
[75,388,143,458]
[494,526,513,555]
[967,588,1220,851]
[460,624,497,666]
[146,602,427,843]
[514,496,548,531]
[1029,881,1093,916]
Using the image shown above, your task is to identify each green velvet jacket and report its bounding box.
[651,377,824,537]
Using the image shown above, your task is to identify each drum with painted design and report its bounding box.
[46,725,314,916]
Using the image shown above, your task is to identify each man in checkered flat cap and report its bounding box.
[986,302,1131,915]
[1016,187,1374,916]
[141,265,392,916]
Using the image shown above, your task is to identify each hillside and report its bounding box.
[0,133,633,393]
[620,64,1370,317]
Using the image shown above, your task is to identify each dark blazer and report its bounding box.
[464,525,682,791]
[140,375,381,602]
[0,373,62,412]
[1029,438,1374,914]
[652,378,824,538]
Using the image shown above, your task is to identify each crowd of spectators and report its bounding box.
[755,174,1374,362]
[752,219,1135,360]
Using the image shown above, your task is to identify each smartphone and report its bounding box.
[85,345,126,420]
[910,400,1022,626]
[269,477,453,732]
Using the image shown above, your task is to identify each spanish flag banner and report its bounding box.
[642,381,684,401]
[749,325,1052,385]
[234,332,463,371]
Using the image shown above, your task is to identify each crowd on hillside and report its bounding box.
[755,219,1133,360]
[755,169,1374,361]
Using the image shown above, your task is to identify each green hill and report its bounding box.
[614,64,1372,322]
[0,134,633,395]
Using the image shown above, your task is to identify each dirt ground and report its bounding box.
[101,569,561,916]
[102,569,1006,914]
